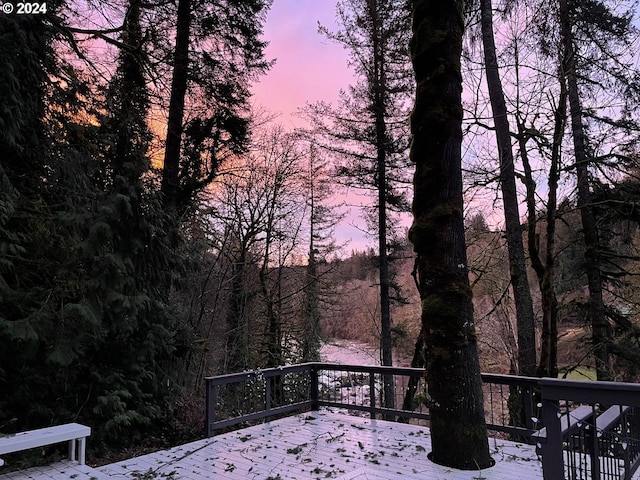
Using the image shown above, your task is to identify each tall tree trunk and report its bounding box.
[161,0,191,212]
[369,0,395,411]
[479,0,536,377]
[409,0,493,469]
[519,58,566,378]
[559,0,611,381]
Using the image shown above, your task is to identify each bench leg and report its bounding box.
[68,437,86,464]
[78,437,86,465]
[69,439,76,462]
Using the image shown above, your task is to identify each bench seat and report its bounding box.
[533,404,631,457]
[533,404,595,453]
[595,405,630,431]
[0,423,91,466]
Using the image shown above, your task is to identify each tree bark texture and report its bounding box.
[409,0,493,469]
[559,0,611,381]
[479,0,537,377]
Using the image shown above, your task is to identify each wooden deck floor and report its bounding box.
[1,410,543,479]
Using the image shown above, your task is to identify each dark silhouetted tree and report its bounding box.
[409,0,493,469]
[161,0,272,215]
[304,0,413,410]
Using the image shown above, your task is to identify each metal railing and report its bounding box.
[204,363,640,479]
[536,378,640,480]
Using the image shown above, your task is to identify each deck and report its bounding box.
[1,410,542,480]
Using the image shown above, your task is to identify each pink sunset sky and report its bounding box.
[250,0,352,127]
[250,2,507,250]
[251,0,386,253]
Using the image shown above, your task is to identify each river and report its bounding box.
[320,339,380,365]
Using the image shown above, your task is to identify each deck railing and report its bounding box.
[535,378,640,480]
[204,363,640,480]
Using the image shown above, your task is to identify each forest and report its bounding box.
[1,0,640,465]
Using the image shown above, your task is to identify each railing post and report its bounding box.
[623,407,631,480]
[310,364,319,411]
[587,406,601,480]
[523,385,536,432]
[205,379,217,437]
[541,397,565,480]
[265,374,272,422]
[369,372,376,419]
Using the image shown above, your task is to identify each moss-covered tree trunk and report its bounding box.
[409,0,493,469]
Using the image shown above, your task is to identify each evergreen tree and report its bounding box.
[304,0,413,409]
[0,2,81,431]
[301,145,344,362]
[589,176,640,377]
[0,0,191,448]
[76,0,190,443]
[161,0,272,215]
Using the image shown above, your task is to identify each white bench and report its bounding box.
[533,404,595,453]
[533,404,630,455]
[0,423,91,466]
